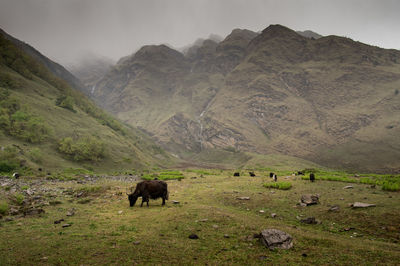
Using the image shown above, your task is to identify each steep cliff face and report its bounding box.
[92,24,400,172]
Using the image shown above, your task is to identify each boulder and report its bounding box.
[260,229,293,250]
[328,205,340,212]
[300,194,319,206]
[343,186,353,189]
[350,202,376,208]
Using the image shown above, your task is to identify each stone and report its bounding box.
[259,210,265,213]
[351,202,376,208]
[260,229,293,250]
[236,197,250,200]
[300,217,318,224]
[271,213,277,218]
[62,223,71,228]
[25,188,34,196]
[54,219,64,224]
[66,210,75,216]
[172,200,180,204]
[224,234,230,238]
[118,210,123,214]
[328,205,340,212]
[9,207,20,216]
[300,194,319,206]
[189,234,199,239]
[24,207,45,216]
[199,219,208,222]
[343,186,353,189]
[133,241,141,245]
[212,224,219,229]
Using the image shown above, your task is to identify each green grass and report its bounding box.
[1,169,400,265]
[142,170,185,181]
[263,182,292,190]
[300,172,400,191]
[0,200,9,215]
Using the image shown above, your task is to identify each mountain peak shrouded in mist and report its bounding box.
[296,30,323,39]
[85,24,400,173]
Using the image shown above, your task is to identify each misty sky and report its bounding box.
[1,0,399,66]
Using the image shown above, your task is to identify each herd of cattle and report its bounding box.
[127,171,316,207]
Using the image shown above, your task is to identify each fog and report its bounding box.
[1,0,399,66]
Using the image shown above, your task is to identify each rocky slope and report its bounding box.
[91,24,400,173]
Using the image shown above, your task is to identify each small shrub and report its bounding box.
[13,193,25,205]
[58,136,106,161]
[0,146,19,173]
[0,200,9,215]
[264,182,292,190]
[28,148,43,163]
[56,95,76,112]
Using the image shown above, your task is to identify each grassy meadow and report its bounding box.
[0,168,399,265]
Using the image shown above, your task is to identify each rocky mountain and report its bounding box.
[91,24,400,173]
[0,29,170,172]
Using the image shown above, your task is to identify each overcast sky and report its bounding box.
[0,0,399,66]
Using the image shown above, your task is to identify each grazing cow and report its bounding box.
[127,180,168,207]
[12,172,19,179]
[234,172,240,177]
[269,172,274,178]
[297,171,304,176]
[273,174,277,182]
[310,173,315,182]
[249,171,256,177]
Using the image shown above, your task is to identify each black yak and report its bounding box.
[310,173,315,182]
[249,171,256,177]
[127,180,168,207]
[233,172,240,176]
[269,172,274,178]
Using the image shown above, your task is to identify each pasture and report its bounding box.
[0,169,399,265]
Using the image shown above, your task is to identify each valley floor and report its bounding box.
[0,170,399,265]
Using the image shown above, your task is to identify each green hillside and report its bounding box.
[0,30,171,174]
[91,24,400,173]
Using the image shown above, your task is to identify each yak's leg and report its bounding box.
[140,197,144,207]
[162,196,165,206]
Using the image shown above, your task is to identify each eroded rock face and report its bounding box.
[260,228,293,250]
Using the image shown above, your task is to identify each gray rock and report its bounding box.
[328,205,340,212]
[237,197,250,200]
[62,223,71,228]
[260,229,293,250]
[343,186,353,189]
[351,202,376,208]
[172,200,180,204]
[271,213,277,218]
[300,194,319,206]
[300,217,318,224]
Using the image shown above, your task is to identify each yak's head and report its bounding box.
[128,192,139,207]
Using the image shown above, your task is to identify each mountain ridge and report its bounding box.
[89,24,400,173]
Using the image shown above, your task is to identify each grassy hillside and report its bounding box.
[91,24,400,173]
[0,30,171,174]
[1,168,399,264]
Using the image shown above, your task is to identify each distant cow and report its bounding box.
[310,173,315,182]
[269,172,274,178]
[127,180,168,207]
[234,172,240,177]
[12,172,19,179]
[297,171,304,176]
[249,172,256,177]
[273,174,277,182]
